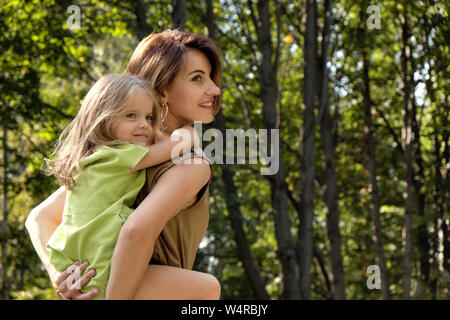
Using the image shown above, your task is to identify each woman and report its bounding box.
[25,29,222,300]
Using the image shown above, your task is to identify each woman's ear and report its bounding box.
[160,88,168,102]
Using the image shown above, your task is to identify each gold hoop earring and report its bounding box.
[161,102,168,123]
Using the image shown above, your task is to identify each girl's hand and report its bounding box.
[154,129,169,144]
[52,261,99,300]
[172,126,200,148]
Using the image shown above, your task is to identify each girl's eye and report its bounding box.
[126,113,136,119]
[146,115,153,121]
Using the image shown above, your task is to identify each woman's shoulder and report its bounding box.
[134,150,211,210]
[147,149,212,188]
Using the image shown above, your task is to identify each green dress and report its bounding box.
[47,143,149,300]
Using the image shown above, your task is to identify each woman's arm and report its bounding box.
[130,125,200,174]
[106,159,211,299]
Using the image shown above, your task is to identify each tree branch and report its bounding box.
[42,102,74,120]
[373,105,404,155]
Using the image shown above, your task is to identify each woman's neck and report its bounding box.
[162,113,191,134]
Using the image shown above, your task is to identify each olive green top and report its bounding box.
[135,152,212,270]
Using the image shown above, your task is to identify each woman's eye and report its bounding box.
[126,113,136,118]
[192,75,202,82]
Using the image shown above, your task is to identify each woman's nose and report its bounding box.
[206,80,221,96]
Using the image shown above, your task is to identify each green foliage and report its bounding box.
[1,0,448,300]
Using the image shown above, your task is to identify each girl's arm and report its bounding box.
[130,125,200,174]
[25,187,66,284]
[25,187,98,299]
[105,158,211,299]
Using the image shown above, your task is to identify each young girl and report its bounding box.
[45,74,198,299]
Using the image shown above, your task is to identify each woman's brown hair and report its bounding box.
[125,29,222,116]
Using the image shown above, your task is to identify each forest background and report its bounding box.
[0,0,448,300]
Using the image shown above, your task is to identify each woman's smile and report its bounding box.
[199,99,214,110]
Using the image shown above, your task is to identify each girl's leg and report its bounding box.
[133,265,221,300]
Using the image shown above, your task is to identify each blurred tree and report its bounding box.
[1,0,448,300]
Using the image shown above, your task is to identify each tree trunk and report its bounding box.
[217,123,270,299]
[205,0,215,38]
[313,245,332,299]
[431,109,443,299]
[423,27,447,297]
[439,95,450,274]
[1,125,8,299]
[253,0,299,299]
[400,14,414,300]
[361,51,390,300]
[172,0,186,30]
[212,73,270,302]
[205,0,269,300]
[133,0,152,39]
[297,0,319,300]
[411,94,430,298]
[318,0,346,300]
[442,217,450,274]
[285,154,334,299]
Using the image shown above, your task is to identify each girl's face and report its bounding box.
[162,48,221,132]
[112,91,155,146]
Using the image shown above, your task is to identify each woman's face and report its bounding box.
[162,48,220,131]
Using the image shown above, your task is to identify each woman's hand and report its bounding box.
[52,261,99,300]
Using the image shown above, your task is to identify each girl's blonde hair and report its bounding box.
[46,74,159,189]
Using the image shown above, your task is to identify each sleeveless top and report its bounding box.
[134,152,212,270]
